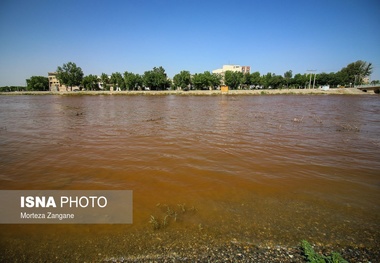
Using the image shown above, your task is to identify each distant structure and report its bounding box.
[212,64,251,75]
[48,72,80,91]
[212,64,251,85]
[241,66,251,74]
[48,72,62,91]
[362,76,370,84]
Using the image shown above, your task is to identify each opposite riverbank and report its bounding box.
[0,88,375,96]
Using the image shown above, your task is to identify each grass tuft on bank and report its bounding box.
[301,240,348,263]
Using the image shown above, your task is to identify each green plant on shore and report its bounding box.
[149,203,197,230]
[301,240,348,263]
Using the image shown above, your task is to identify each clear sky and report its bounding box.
[0,0,379,86]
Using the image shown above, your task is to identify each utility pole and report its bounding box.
[307,70,317,89]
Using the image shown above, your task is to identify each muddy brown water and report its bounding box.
[0,94,379,261]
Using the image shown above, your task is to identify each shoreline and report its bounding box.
[0,88,375,96]
[2,236,379,262]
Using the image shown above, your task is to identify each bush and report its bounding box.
[301,240,348,263]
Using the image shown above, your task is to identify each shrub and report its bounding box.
[301,240,348,263]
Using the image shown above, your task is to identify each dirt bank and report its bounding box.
[0,88,375,96]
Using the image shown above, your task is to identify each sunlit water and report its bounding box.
[0,94,379,261]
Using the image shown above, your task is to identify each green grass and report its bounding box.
[301,240,348,263]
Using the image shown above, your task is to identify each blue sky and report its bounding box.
[0,0,379,86]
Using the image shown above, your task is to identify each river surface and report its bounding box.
[0,94,379,261]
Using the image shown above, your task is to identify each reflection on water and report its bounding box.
[0,94,379,261]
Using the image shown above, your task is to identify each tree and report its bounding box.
[110,72,124,90]
[209,73,222,89]
[271,74,284,89]
[173,70,191,90]
[338,60,373,86]
[191,71,221,90]
[293,73,308,88]
[191,73,205,90]
[100,73,110,90]
[241,72,252,89]
[56,62,84,91]
[224,71,243,89]
[315,72,326,86]
[124,71,142,90]
[26,76,49,91]
[0,86,25,92]
[143,66,170,90]
[250,72,261,86]
[82,75,99,90]
[202,71,213,89]
[316,72,341,86]
[261,72,273,88]
[284,70,293,88]
[202,71,220,90]
[328,72,340,87]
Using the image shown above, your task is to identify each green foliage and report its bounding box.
[100,73,110,90]
[26,76,49,91]
[251,71,261,86]
[81,75,99,90]
[241,72,252,89]
[339,60,373,85]
[224,70,243,89]
[173,70,191,90]
[110,72,124,90]
[191,73,205,90]
[261,72,284,89]
[284,70,293,87]
[0,86,25,92]
[203,71,220,90]
[143,66,170,90]
[301,240,348,263]
[293,73,308,88]
[44,60,374,92]
[284,70,293,80]
[191,71,221,90]
[124,71,142,90]
[210,72,222,88]
[56,62,84,90]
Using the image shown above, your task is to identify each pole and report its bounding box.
[309,73,312,89]
[307,70,317,89]
[313,73,316,89]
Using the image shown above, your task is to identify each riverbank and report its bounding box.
[2,222,379,262]
[2,233,379,263]
[100,242,379,263]
[0,88,374,96]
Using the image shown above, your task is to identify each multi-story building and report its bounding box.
[242,66,251,74]
[212,65,251,85]
[48,72,62,91]
[212,65,251,75]
[48,72,80,91]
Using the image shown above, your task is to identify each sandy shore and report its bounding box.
[0,88,375,96]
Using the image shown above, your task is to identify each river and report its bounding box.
[0,94,379,261]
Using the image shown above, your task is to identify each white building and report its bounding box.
[212,65,251,86]
[212,65,251,75]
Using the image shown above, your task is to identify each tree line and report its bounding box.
[0,60,377,92]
